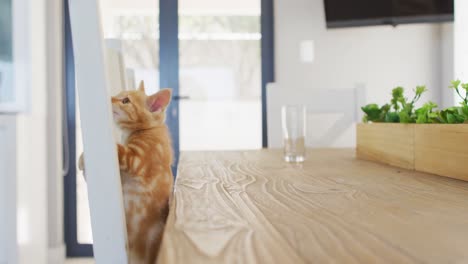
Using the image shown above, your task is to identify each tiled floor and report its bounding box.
[66,258,95,264]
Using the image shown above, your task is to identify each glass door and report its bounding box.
[179,0,262,151]
[65,0,273,257]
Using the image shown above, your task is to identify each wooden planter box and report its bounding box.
[357,123,468,182]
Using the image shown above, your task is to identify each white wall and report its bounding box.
[0,124,7,263]
[0,116,17,264]
[440,23,454,108]
[273,0,449,146]
[274,0,446,106]
[454,0,468,105]
[14,0,48,262]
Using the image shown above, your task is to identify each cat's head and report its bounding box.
[111,81,172,131]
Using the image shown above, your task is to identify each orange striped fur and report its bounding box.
[110,82,174,264]
[78,82,174,263]
[111,82,174,263]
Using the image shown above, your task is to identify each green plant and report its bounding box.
[438,107,465,124]
[361,104,389,123]
[438,80,468,124]
[361,85,427,123]
[398,85,427,123]
[449,80,468,105]
[361,80,468,124]
[415,101,438,124]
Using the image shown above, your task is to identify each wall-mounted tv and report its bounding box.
[324,0,454,28]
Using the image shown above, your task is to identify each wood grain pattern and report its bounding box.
[415,124,468,181]
[158,149,468,264]
[356,123,415,169]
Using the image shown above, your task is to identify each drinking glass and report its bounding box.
[281,105,306,162]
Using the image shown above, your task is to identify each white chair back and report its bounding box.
[105,38,128,94]
[69,0,129,263]
[267,82,366,148]
[104,39,132,142]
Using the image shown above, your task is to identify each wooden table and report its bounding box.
[158,149,468,264]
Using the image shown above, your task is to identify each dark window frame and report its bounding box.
[64,0,275,257]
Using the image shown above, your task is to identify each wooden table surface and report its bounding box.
[157,149,468,264]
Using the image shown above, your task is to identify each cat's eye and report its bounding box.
[122,98,130,104]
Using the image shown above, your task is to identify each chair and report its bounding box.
[104,39,134,142]
[105,39,128,95]
[267,82,366,148]
[69,0,128,263]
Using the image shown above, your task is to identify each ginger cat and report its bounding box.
[79,82,174,264]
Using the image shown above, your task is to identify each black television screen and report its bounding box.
[324,0,454,28]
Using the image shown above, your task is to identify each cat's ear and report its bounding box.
[147,89,172,113]
[138,81,146,93]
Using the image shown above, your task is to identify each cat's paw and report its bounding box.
[78,153,88,181]
[78,153,85,171]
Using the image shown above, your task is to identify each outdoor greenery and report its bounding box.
[362,80,468,124]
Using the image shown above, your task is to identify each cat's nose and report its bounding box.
[111,97,120,103]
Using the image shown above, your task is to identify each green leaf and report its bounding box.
[426,101,438,109]
[462,83,468,92]
[450,80,461,90]
[428,112,439,123]
[385,112,400,123]
[399,111,411,123]
[461,84,468,105]
[378,104,390,122]
[455,113,466,123]
[414,101,438,124]
[438,112,448,123]
[380,104,391,112]
[414,85,427,97]
[445,106,458,112]
[447,113,456,124]
[450,79,466,103]
[440,107,456,123]
[361,104,379,115]
[361,104,381,122]
[391,87,405,111]
[442,107,466,124]
[392,87,404,99]
[416,114,427,124]
[461,105,468,118]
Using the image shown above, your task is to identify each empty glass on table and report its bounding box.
[281,105,306,162]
